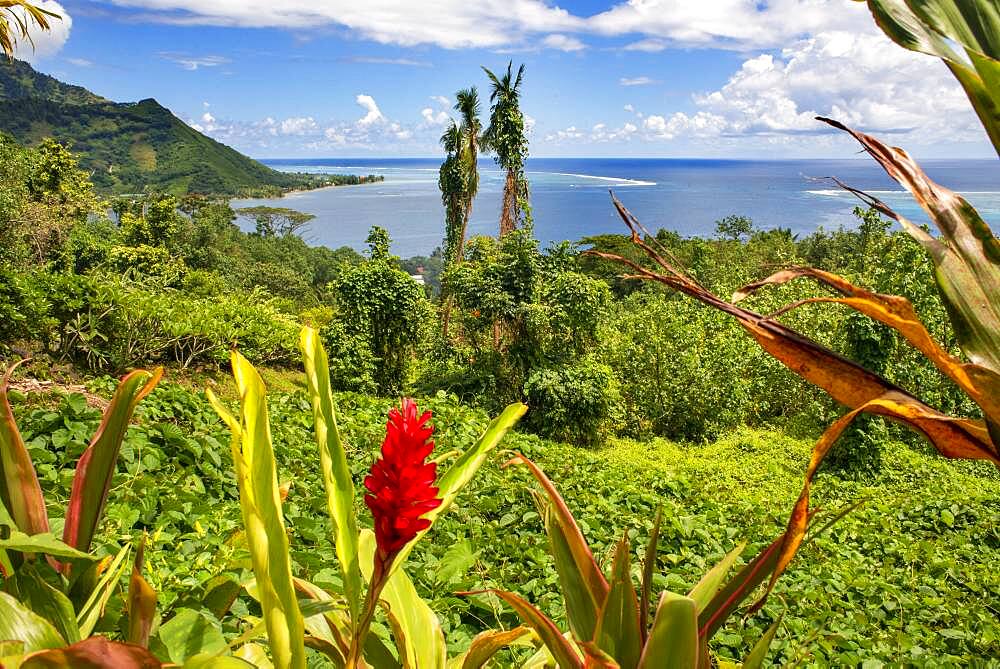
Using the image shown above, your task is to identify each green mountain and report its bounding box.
[0,59,314,196]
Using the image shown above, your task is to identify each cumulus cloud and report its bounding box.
[672,31,983,144]
[421,107,450,125]
[355,94,384,127]
[9,0,71,62]
[541,33,585,52]
[280,116,318,135]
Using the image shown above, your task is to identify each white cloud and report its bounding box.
[202,111,215,124]
[355,94,384,127]
[430,95,451,108]
[541,33,585,52]
[346,56,430,67]
[9,1,71,62]
[66,57,92,67]
[159,53,230,70]
[623,104,634,113]
[620,76,656,87]
[674,30,983,145]
[279,116,318,135]
[589,0,872,50]
[622,38,666,52]
[105,0,583,49]
[421,107,450,125]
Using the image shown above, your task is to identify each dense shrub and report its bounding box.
[6,271,299,371]
[332,227,429,395]
[523,359,619,446]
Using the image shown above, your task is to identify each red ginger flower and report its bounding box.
[364,398,442,556]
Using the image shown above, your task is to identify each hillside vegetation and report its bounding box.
[0,59,339,196]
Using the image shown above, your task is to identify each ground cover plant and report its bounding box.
[2,373,997,665]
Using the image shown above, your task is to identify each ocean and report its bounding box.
[231,158,999,256]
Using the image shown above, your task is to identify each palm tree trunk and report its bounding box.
[499,169,517,236]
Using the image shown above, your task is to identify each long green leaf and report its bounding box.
[510,455,609,641]
[63,368,163,554]
[359,530,446,669]
[12,567,80,645]
[593,537,642,669]
[299,326,362,628]
[76,544,130,638]
[0,591,65,653]
[210,351,306,669]
[639,591,698,669]
[0,362,50,537]
[687,541,746,615]
[639,508,662,641]
[0,531,93,561]
[391,402,526,572]
[740,614,782,669]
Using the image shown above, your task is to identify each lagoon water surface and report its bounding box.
[232,158,999,256]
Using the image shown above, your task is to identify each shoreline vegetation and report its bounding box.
[0,1,998,667]
[248,172,386,199]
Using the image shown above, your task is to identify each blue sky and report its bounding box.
[16,0,995,159]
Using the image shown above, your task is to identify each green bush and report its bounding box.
[523,359,618,446]
[0,268,52,346]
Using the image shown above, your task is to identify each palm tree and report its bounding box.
[483,61,528,236]
[1,1,59,59]
[438,120,466,266]
[454,88,482,259]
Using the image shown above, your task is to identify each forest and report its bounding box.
[0,0,997,667]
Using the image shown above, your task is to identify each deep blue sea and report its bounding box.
[232,158,999,256]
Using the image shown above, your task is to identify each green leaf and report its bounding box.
[0,362,51,538]
[11,567,80,645]
[639,591,698,669]
[512,457,609,642]
[0,591,65,654]
[63,368,162,554]
[76,544,130,639]
[0,532,93,561]
[639,508,662,641]
[697,534,783,640]
[391,402,526,572]
[435,539,476,584]
[182,654,255,668]
[299,326,363,627]
[157,609,227,665]
[687,541,746,615]
[741,614,782,669]
[209,351,306,669]
[593,537,643,669]
[359,529,446,669]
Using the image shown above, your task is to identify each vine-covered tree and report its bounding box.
[454,88,482,258]
[438,120,466,265]
[483,61,530,236]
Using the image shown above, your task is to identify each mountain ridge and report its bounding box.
[0,60,317,196]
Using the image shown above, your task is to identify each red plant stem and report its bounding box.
[346,549,394,669]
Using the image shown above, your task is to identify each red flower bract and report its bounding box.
[364,398,443,555]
